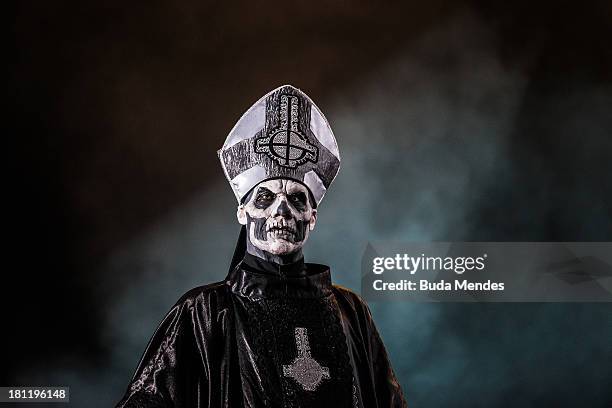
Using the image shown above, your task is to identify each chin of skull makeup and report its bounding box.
[238,179,317,256]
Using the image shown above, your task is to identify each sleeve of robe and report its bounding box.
[360,297,408,408]
[115,292,203,408]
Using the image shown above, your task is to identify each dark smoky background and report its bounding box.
[8,1,612,407]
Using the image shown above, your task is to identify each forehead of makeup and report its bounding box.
[255,179,308,195]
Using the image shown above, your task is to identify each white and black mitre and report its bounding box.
[218,85,341,205]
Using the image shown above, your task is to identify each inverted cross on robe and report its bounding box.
[282,327,330,391]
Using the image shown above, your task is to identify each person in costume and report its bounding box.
[116,85,407,407]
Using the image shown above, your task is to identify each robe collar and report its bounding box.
[226,252,333,299]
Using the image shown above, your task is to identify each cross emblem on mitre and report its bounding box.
[255,94,318,168]
[282,327,330,391]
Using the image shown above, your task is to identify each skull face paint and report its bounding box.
[238,179,317,256]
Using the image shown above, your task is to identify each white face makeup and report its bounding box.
[237,179,317,256]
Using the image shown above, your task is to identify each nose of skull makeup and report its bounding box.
[275,200,292,219]
[241,179,316,256]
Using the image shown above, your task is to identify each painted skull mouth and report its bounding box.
[265,220,297,240]
[247,213,307,245]
[266,225,296,235]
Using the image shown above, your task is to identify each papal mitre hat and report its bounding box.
[218,85,341,205]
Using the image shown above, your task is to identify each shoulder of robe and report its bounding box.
[331,284,369,313]
[173,280,233,316]
[332,284,380,328]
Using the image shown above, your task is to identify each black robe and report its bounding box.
[116,252,407,407]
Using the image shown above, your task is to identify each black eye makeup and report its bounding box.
[254,187,275,208]
[288,192,307,211]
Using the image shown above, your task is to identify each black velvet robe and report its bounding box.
[116,253,406,407]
